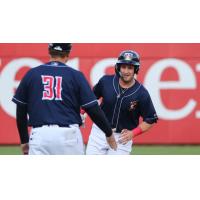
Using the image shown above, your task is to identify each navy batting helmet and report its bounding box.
[48,43,72,53]
[115,50,140,76]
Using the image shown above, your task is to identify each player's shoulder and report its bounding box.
[63,65,89,82]
[99,74,115,82]
[24,64,45,76]
[136,80,150,97]
[103,74,115,79]
[36,62,80,73]
[22,66,38,77]
[65,65,86,77]
[136,81,147,91]
[66,64,82,74]
[29,63,46,72]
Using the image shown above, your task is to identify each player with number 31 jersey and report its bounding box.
[12,43,117,155]
[13,61,96,127]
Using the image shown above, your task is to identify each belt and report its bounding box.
[32,124,70,128]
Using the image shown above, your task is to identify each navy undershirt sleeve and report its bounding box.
[16,104,29,144]
[85,104,112,137]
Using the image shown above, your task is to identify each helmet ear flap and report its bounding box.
[134,65,140,74]
[115,64,121,77]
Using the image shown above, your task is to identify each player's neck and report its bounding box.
[119,78,135,89]
[50,57,68,64]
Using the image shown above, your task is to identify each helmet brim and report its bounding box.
[116,60,140,66]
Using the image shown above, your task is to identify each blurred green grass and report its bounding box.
[131,145,200,155]
[0,145,200,155]
[0,146,22,155]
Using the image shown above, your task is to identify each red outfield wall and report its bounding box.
[0,43,200,144]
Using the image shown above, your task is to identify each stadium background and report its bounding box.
[0,43,200,154]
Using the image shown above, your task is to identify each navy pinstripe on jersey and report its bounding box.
[12,61,98,127]
[93,75,158,132]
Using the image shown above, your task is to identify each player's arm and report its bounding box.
[85,104,112,137]
[16,104,29,154]
[12,70,32,154]
[119,91,158,144]
[118,122,153,145]
[138,121,153,133]
[77,72,117,150]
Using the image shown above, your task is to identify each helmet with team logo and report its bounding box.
[115,50,140,76]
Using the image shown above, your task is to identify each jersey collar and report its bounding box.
[113,75,140,98]
[46,61,67,67]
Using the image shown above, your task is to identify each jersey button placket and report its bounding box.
[112,95,122,130]
[115,97,124,133]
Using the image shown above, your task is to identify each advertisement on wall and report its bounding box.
[0,43,200,144]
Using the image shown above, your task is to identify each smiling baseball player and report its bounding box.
[86,50,158,155]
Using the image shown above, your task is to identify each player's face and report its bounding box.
[120,64,135,83]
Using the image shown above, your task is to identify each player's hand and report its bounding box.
[106,134,117,151]
[118,129,133,145]
[112,128,116,132]
[80,109,87,128]
[21,143,29,155]
[80,113,87,127]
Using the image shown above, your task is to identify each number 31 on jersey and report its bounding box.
[41,75,63,100]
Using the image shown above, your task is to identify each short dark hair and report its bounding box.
[48,49,70,58]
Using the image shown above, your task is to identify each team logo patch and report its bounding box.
[129,100,138,111]
[124,53,133,61]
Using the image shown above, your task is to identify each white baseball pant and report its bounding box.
[29,124,84,155]
[86,124,133,155]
